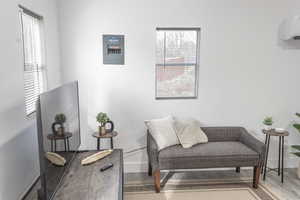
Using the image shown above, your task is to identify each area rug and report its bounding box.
[125,188,265,200]
[124,173,279,200]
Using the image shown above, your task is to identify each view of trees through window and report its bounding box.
[156,29,199,98]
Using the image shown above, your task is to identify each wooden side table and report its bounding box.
[92,131,118,150]
[47,132,73,152]
[262,129,289,183]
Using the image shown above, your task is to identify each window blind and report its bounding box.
[155,28,200,99]
[20,8,45,115]
[156,29,198,66]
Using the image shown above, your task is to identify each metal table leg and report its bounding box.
[278,136,281,176]
[263,134,271,180]
[111,138,114,149]
[281,136,284,183]
[67,138,70,151]
[64,139,67,152]
[97,138,100,150]
[54,140,57,152]
[51,140,53,152]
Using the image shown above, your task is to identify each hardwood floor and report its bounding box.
[261,169,300,200]
[25,168,300,200]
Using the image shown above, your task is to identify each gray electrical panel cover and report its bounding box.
[103,35,124,65]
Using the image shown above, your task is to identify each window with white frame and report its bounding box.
[156,28,200,99]
[20,6,46,115]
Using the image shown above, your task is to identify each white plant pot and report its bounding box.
[264,125,272,130]
[297,161,300,179]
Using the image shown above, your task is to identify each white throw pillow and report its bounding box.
[174,118,208,148]
[145,116,179,151]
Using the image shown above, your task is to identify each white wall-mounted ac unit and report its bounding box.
[279,16,300,40]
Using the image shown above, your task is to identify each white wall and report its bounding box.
[0,0,61,199]
[58,0,300,172]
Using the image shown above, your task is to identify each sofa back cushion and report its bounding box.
[145,116,179,151]
[174,118,208,148]
[201,127,242,142]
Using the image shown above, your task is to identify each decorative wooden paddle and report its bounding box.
[45,152,66,166]
[81,150,113,165]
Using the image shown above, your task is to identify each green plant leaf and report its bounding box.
[293,124,300,132]
[291,145,300,151]
[263,116,273,125]
[296,113,300,118]
[292,152,300,157]
[55,113,66,123]
[96,112,110,124]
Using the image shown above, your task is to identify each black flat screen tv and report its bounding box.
[36,81,81,200]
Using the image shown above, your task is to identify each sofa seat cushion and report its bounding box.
[158,141,260,169]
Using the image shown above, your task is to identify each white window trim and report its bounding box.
[19,5,47,117]
[155,27,201,99]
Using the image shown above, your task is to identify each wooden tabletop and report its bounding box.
[93,131,118,138]
[54,149,123,200]
[262,129,289,136]
[47,132,73,140]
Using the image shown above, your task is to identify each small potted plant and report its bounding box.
[52,113,66,136]
[263,116,273,130]
[96,112,110,135]
[292,113,300,178]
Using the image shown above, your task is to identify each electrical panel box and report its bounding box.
[103,35,124,65]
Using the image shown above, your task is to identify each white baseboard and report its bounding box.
[267,158,298,168]
[124,158,298,173]
[161,167,252,172]
[19,174,39,200]
[124,162,253,173]
[124,161,148,173]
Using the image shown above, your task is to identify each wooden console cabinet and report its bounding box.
[53,149,123,200]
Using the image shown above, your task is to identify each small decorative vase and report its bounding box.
[99,126,106,136]
[57,126,65,136]
[297,161,300,179]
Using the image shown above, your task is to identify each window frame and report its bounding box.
[19,5,47,116]
[155,27,201,99]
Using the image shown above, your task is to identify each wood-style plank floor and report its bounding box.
[25,168,300,200]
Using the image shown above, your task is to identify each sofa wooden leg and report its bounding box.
[154,170,160,193]
[148,163,152,176]
[253,166,261,189]
[236,167,240,173]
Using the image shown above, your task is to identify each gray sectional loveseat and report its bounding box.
[147,127,266,192]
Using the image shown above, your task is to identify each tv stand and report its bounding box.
[51,149,123,200]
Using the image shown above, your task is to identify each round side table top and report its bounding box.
[92,131,118,138]
[47,132,73,140]
[262,129,289,136]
